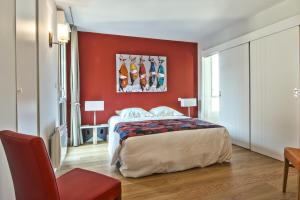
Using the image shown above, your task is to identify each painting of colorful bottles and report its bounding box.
[116,54,167,93]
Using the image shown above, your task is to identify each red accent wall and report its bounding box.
[67,32,198,126]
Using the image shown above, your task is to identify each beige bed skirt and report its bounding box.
[115,127,232,177]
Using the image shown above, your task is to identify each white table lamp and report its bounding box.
[85,101,104,125]
[179,98,197,117]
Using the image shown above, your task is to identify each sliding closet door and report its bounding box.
[219,43,250,149]
[250,27,300,160]
[16,0,38,135]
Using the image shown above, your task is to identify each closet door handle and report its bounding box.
[293,88,299,97]
[17,88,23,94]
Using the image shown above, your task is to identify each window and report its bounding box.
[58,44,67,126]
[211,54,219,97]
[201,53,220,123]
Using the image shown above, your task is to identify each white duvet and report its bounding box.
[108,115,232,178]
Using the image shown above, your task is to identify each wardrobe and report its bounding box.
[217,26,300,160]
[250,27,300,160]
[0,0,59,199]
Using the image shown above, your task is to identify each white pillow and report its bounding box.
[149,106,183,117]
[117,108,153,119]
[115,110,121,115]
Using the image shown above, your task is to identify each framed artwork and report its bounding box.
[116,54,167,93]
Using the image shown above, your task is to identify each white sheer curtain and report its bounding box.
[70,26,83,146]
[201,54,220,124]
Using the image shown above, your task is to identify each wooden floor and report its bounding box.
[57,143,298,200]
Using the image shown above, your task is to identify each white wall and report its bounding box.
[0,0,17,199]
[38,0,59,150]
[202,0,300,49]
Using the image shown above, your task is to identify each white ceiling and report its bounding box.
[55,0,284,43]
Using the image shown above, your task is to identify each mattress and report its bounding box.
[108,115,232,177]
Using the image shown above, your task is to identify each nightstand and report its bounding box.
[80,124,109,144]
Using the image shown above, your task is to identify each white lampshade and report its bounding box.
[57,23,70,43]
[57,10,70,43]
[57,10,67,24]
[180,98,197,107]
[85,101,104,111]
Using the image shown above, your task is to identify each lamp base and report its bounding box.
[93,111,97,125]
[188,107,191,117]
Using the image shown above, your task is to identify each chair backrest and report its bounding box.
[0,130,60,200]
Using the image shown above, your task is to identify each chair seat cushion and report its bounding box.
[57,168,121,200]
[284,147,300,170]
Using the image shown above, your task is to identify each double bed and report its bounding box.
[108,113,232,178]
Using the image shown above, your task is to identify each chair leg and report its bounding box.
[283,158,289,193]
[298,171,300,200]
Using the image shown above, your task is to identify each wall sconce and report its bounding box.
[57,23,70,43]
[49,23,70,48]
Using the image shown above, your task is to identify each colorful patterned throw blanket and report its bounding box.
[114,118,222,142]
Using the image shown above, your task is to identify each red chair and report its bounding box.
[0,130,121,200]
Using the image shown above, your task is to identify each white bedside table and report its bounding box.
[80,124,109,144]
